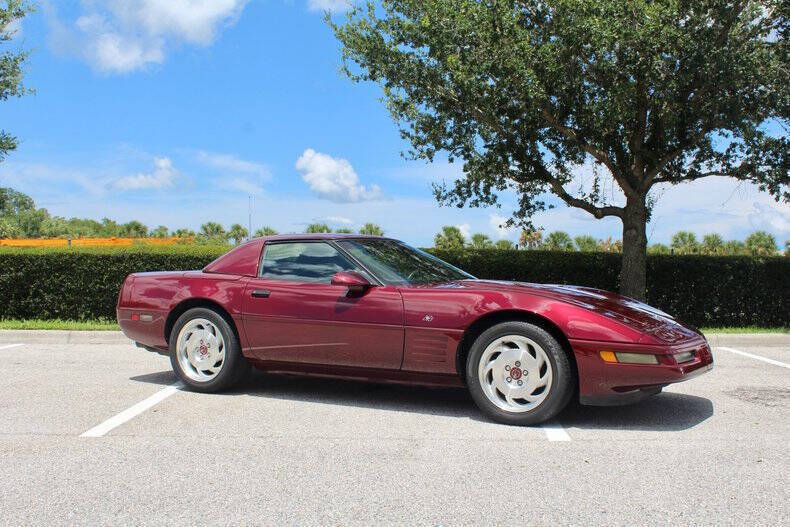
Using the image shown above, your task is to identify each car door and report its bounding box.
[241,241,404,369]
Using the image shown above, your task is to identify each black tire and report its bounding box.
[466,321,574,426]
[168,307,250,393]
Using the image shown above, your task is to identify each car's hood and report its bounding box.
[443,280,702,344]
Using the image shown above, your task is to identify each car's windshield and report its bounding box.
[337,239,475,285]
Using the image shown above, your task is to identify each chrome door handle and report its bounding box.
[251,289,271,298]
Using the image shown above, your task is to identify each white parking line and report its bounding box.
[80,383,181,438]
[542,422,571,441]
[0,343,23,350]
[716,346,790,370]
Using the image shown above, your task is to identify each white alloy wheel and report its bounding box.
[175,318,226,382]
[477,334,553,413]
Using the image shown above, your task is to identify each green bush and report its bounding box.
[1,246,787,327]
[0,246,226,321]
[428,249,789,328]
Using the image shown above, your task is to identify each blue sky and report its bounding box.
[1,0,788,246]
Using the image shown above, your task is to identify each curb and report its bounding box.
[0,330,131,345]
[703,333,790,347]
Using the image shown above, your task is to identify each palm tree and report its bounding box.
[671,231,699,254]
[648,243,670,255]
[723,239,747,255]
[305,223,332,233]
[200,222,227,241]
[335,228,354,233]
[574,235,598,252]
[544,231,575,251]
[470,233,493,249]
[494,239,514,250]
[228,224,249,245]
[434,226,465,250]
[701,233,725,255]
[518,229,543,249]
[745,231,777,256]
[359,223,384,236]
[254,226,278,237]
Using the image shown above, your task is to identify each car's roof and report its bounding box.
[252,234,396,242]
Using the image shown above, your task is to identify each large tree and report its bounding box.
[332,0,789,300]
[1,1,34,161]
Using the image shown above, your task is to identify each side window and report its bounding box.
[260,242,361,284]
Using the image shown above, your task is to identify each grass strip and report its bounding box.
[0,319,120,331]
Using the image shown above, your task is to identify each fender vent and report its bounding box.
[410,335,449,363]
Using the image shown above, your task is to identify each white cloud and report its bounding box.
[295,148,385,203]
[457,223,471,240]
[307,1,352,14]
[6,155,787,248]
[748,202,790,234]
[326,215,353,225]
[489,213,516,239]
[196,151,271,179]
[113,157,178,190]
[0,161,108,197]
[47,0,249,73]
[645,178,790,242]
[225,177,264,196]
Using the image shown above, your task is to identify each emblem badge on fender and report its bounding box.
[422,314,434,322]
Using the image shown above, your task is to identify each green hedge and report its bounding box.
[0,246,226,321]
[1,246,787,327]
[429,249,789,328]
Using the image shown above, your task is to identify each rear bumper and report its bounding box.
[571,337,713,406]
[117,307,168,350]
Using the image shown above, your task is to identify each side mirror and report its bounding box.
[331,271,372,295]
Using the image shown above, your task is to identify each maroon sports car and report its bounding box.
[117,234,713,425]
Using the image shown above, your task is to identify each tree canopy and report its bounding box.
[228,223,249,244]
[0,1,34,161]
[434,225,466,250]
[331,0,789,299]
[359,223,385,236]
[254,226,278,237]
[305,223,332,233]
[544,231,575,251]
[470,232,494,249]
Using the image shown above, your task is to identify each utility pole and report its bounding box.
[248,195,252,241]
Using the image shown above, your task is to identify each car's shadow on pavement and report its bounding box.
[557,392,714,432]
[130,370,713,431]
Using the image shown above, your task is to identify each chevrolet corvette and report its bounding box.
[117,234,713,425]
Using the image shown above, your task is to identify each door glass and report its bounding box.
[260,242,361,283]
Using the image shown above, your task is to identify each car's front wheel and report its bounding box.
[466,321,574,425]
[169,307,249,392]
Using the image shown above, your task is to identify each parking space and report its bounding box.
[1,330,788,524]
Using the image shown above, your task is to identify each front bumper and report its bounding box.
[571,337,713,406]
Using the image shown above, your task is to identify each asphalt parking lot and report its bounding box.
[1,331,788,525]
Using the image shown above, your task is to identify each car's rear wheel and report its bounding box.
[466,321,573,425]
[169,307,249,392]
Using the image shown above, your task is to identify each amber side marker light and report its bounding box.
[599,351,659,365]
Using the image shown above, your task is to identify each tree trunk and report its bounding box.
[619,195,648,301]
